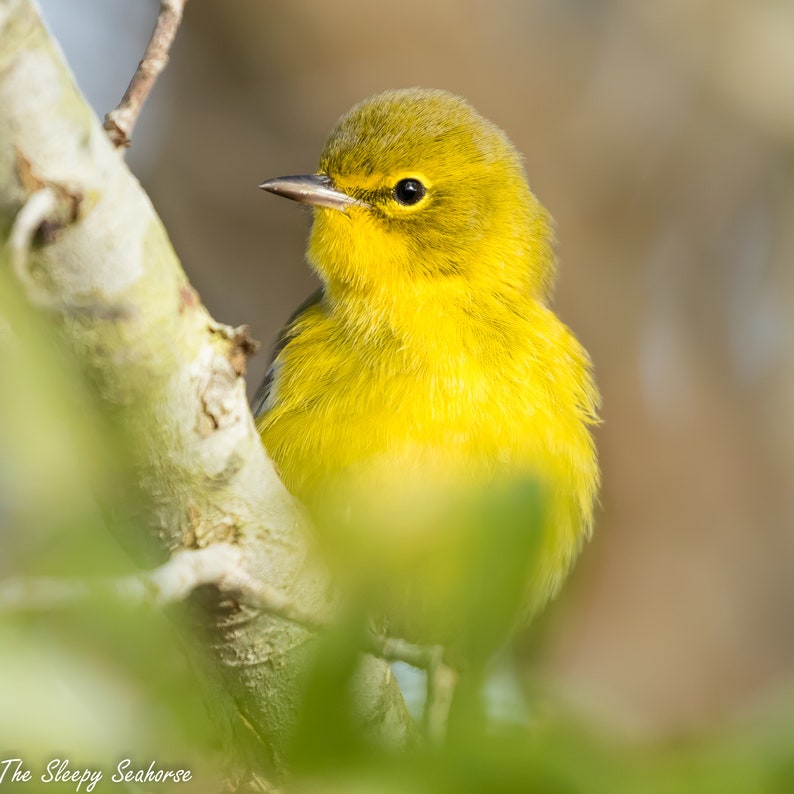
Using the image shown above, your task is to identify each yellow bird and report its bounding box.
[254,88,599,630]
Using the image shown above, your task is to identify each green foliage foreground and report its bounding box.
[1,266,793,792]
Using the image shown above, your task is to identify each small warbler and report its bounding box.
[254,88,599,629]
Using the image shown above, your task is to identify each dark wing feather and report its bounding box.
[251,287,325,418]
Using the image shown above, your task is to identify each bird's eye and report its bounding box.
[393,178,426,206]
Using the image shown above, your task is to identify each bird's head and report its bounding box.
[260,88,555,301]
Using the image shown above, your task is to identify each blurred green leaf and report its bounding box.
[289,607,373,771]
[0,262,219,774]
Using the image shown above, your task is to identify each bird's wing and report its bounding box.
[251,287,325,418]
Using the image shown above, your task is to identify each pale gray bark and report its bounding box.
[0,0,414,782]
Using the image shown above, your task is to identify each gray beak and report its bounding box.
[258,174,367,211]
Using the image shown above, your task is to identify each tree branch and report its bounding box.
[0,0,414,780]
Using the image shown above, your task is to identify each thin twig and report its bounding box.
[0,544,321,621]
[0,545,238,612]
[104,0,188,148]
[374,634,458,740]
[424,650,459,742]
[366,634,445,671]
[0,543,448,677]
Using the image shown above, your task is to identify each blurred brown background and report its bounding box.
[41,0,794,740]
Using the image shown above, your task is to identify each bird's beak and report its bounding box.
[259,174,367,211]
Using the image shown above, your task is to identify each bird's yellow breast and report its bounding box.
[257,283,598,607]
